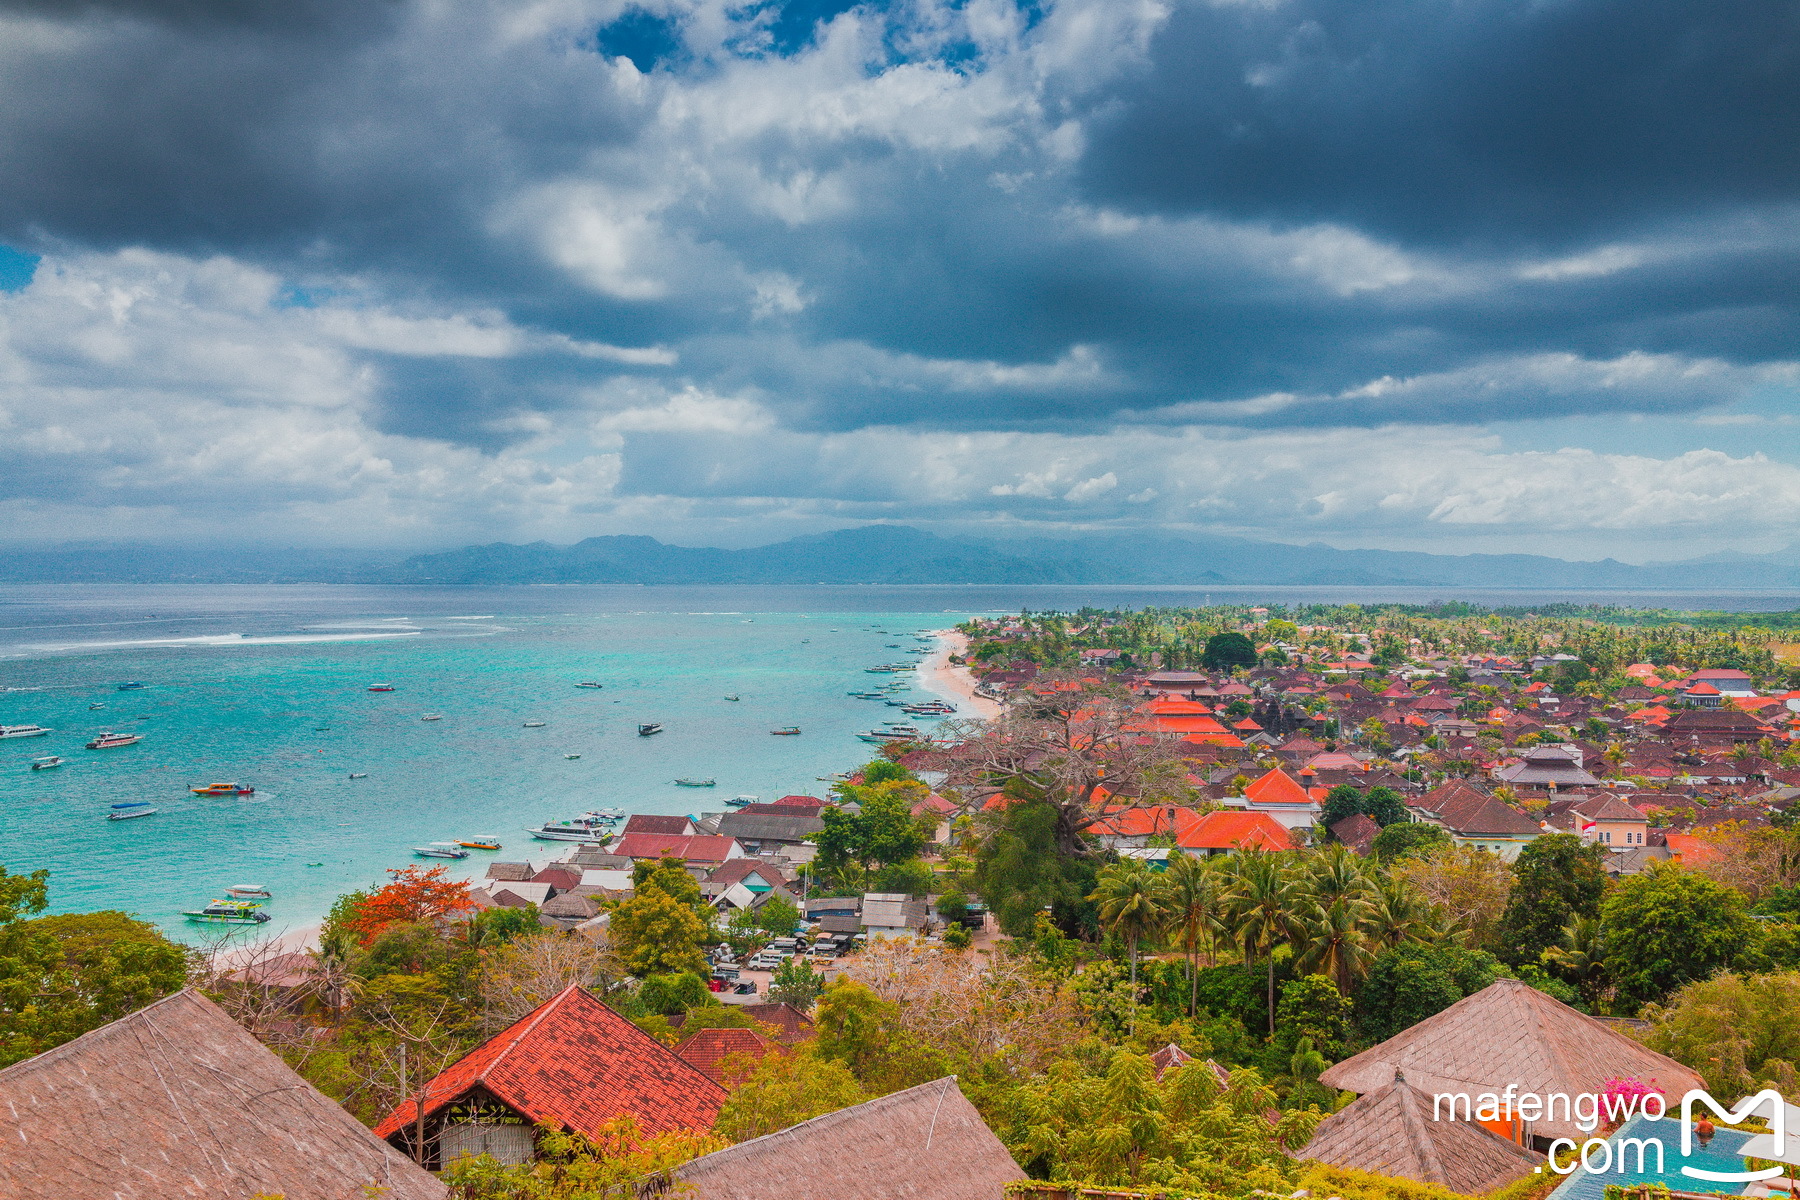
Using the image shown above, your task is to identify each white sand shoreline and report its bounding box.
[919,628,1000,720]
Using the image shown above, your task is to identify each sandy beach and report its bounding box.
[919,629,1001,719]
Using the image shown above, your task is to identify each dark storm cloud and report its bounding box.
[1084,0,1800,250]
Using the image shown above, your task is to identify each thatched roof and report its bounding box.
[0,988,443,1200]
[662,1076,1024,1200]
[1319,977,1703,1139]
[1296,1070,1540,1194]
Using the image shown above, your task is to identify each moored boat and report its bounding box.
[457,836,503,851]
[725,794,757,807]
[107,801,156,820]
[674,777,716,787]
[29,755,62,770]
[191,782,254,796]
[593,807,625,820]
[349,772,369,779]
[564,753,581,759]
[576,681,604,688]
[523,720,547,727]
[0,724,52,739]
[637,722,663,736]
[421,713,442,721]
[184,900,270,925]
[224,884,271,900]
[367,684,396,692]
[413,842,470,859]
[116,681,147,691]
[724,694,740,701]
[528,815,612,842]
[87,732,142,749]
[857,725,921,743]
[770,726,801,735]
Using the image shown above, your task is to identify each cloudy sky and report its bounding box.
[2,0,1798,561]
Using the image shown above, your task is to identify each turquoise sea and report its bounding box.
[3,581,1797,941]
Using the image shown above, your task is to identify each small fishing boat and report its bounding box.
[637,722,663,736]
[564,753,581,759]
[576,681,604,689]
[523,720,547,728]
[367,684,396,692]
[349,772,369,779]
[456,836,502,851]
[724,694,740,701]
[673,777,716,787]
[593,807,625,820]
[29,755,62,771]
[117,681,147,691]
[89,703,105,710]
[725,795,757,807]
[0,724,52,739]
[191,782,254,796]
[107,801,156,820]
[421,713,442,721]
[224,884,271,900]
[857,726,920,744]
[413,842,470,859]
[87,732,142,749]
[770,726,801,736]
[848,691,887,699]
[185,901,271,925]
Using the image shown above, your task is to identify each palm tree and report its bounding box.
[1087,861,1169,992]
[1162,853,1224,1015]
[1363,872,1434,950]
[1223,848,1299,1036]
[1292,845,1376,993]
[1542,914,1608,1005]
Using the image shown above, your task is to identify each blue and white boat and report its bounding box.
[107,801,156,821]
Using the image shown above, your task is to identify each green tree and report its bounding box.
[1292,846,1376,993]
[1162,853,1224,1015]
[713,1050,867,1142]
[1602,864,1756,1011]
[1201,632,1258,671]
[1356,943,1504,1043]
[1224,850,1301,1036]
[610,891,708,978]
[1640,971,1800,1098]
[810,782,930,876]
[753,895,800,937]
[768,958,827,1011]
[935,890,969,924]
[971,798,1101,937]
[1088,862,1169,993]
[1320,785,1409,833]
[1499,834,1607,966]
[639,971,714,1015]
[1371,822,1451,864]
[1276,974,1352,1060]
[812,978,902,1082]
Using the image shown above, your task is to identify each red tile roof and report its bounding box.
[1176,810,1292,852]
[673,1027,776,1084]
[1243,767,1315,806]
[373,985,724,1141]
[622,814,695,837]
[611,833,741,862]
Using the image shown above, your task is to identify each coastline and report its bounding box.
[920,629,1000,719]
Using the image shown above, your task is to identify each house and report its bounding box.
[1319,977,1702,1147]
[1175,810,1292,857]
[1142,671,1213,698]
[1329,812,1382,855]
[663,1077,1026,1200]
[1688,668,1758,696]
[0,989,444,1200]
[622,814,698,837]
[713,811,825,856]
[1090,804,1186,850]
[1549,793,1651,850]
[673,1026,777,1084]
[1412,780,1540,860]
[861,891,929,938]
[1295,1069,1541,1193]
[374,984,725,1167]
[1234,767,1321,830]
[1492,745,1603,792]
[610,833,745,867]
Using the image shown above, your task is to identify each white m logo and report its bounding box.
[1680,1089,1786,1182]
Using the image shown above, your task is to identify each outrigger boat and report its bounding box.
[770,726,801,736]
[457,836,503,851]
[107,801,156,820]
[421,713,442,721]
[414,842,470,859]
[593,807,625,820]
[191,782,254,796]
[673,778,716,787]
[857,725,921,744]
[87,732,142,749]
[224,884,271,900]
[724,694,740,701]
[576,681,604,688]
[638,722,663,736]
[523,720,547,727]
[367,684,396,692]
[184,900,270,925]
[564,753,581,759]
[725,795,757,807]
[30,756,62,770]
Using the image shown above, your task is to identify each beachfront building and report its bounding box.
[374,984,725,1168]
[0,989,443,1200]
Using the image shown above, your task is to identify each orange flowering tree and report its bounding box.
[337,866,475,946]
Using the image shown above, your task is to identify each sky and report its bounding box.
[1,0,1798,562]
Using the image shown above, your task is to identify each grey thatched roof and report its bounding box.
[1319,977,1703,1140]
[663,1076,1024,1200]
[1296,1070,1540,1194]
[0,988,443,1200]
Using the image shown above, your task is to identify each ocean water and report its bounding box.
[3,580,1795,941]
[0,584,1010,939]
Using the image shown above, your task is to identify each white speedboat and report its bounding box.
[564,753,581,759]
[107,801,156,820]
[638,722,663,736]
[421,713,442,721]
[413,842,470,859]
[0,725,51,739]
[184,901,270,925]
[523,720,547,728]
[528,816,611,843]
[30,756,63,771]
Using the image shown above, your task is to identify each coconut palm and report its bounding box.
[1292,845,1376,993]
[1161,852,1225,1015]
[1363,871,1434,950]
[1222,848,1300,1036]
[1542,913,1608,1005]
[1087,861,1169,992]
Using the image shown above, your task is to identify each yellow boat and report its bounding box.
[191,782,254,796]
[457,836,502,851]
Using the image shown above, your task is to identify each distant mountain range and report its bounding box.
[3,525,1800,590]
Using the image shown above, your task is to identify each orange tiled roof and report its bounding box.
[1176,809,1292,852]
[1243,767,1315,806]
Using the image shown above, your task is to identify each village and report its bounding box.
[6,601,1800,1200]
